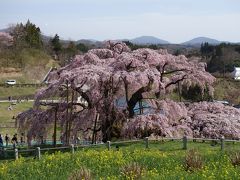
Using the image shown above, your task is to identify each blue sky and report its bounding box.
[0,0,239,43]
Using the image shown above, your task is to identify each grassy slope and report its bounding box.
[0,102,33,123]
[0,102,33,135]
[165,78,240,105]
[0,48,59,84]
[0,48,58,100]
[213,78,240,105]
[0,141,240,179]
[0,101,60,139]
[0,87,38,99]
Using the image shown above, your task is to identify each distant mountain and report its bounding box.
[130,36,169,45]
[76,39,104,48]
[182,37,222,45]
[41,34,52,42]
[0,27,11,33]
[2,26,236,47]
[76,39,98,44]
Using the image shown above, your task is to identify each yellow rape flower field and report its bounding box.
[0,141,240,179]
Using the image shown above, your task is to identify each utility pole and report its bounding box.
[68,90,75,144]
[178,81,182,102]
[139,100,143,114]
[65,80,69,144]
[53,106,58,147]
[92,113,99,144]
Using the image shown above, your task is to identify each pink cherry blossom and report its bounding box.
[17,41,223,143]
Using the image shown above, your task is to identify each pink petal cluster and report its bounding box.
[0,32,13,47]
[123,100,240,139]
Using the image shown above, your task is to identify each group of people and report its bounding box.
[8,96,29,103]
[0,133,25,148]
[59,134,83,145]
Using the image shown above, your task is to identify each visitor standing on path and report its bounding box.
[20,133,25,145]
[5,134,9,147]
[0,134,3,147]
[11,134,18,148]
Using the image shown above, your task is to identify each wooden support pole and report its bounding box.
[14,148,18,160]
[71,144,75,154]
[65,80,69,144]
[178,81,182,102]
[68,90,75,145]
[92,113,99,144]
[139,100,143,114]
[36,147,41,159]
[107,141,111,150]
[53,106,58,147]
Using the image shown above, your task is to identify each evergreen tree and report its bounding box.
[24,20,42,48]
[10,20,42,49]
[200,42,214,57]
[51,34,62,57]
[76,43,88,53]
[67,41,77,55]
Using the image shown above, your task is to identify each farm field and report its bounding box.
[0,141,240,179]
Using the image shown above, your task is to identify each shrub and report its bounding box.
[184,149,204,171]
[68,167,92,180]
[121,162,144,179]
[229,151,240,167]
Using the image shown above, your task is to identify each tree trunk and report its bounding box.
[92,113,99,144]
[65,80,69,145]
[53,107,58,147]
[126,78,153,118]
[127,92,143,118]
[102,119,111,143]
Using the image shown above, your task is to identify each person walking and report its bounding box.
[5,134,9,147]
[20,133,25,146]
[11,134,18,148]
[60,133,64,144]
[0,134,3,147]
[7,105,13,111]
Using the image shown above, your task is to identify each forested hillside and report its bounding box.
[201,42,240,76]
[0,21,89,83]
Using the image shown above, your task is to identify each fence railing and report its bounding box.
[1,136,240,161]
[0,122,16,128]
[0,83,45,88]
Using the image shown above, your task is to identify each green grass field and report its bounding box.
[0,100,62,142]
[0,140,240,179]
[0,102,33,135]
[0,87,39,99]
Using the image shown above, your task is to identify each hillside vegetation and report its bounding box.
[0,21,60,83]
[213,78,240,105]
[0,49,58,83]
